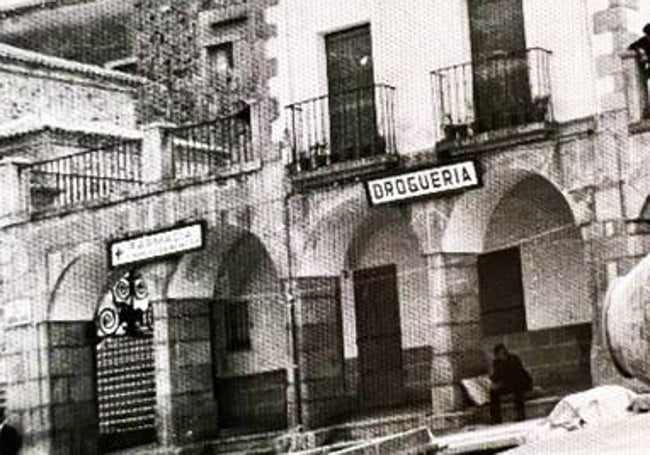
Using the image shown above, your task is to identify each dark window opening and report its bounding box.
[207,42,235,80]
[225,299,251,351]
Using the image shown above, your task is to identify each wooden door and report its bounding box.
[353,264,404,410]
[326,25,380,162]
[478,247,527,336]
[468,0,531,131]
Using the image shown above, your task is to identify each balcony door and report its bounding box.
[326,25,380,163]
[468,0,531,132]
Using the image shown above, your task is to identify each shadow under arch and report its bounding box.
[48,249,114,322]
[441,167,583,253]
[297,192,427,277]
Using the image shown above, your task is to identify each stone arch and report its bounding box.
[48,249,111,322]
[297,191,428,277]
[441,167,583,253]
[438,167,593,393]
[343,204,430,349]
[167,223,285,300]
[309,194,431,409]
[166,223,289,432]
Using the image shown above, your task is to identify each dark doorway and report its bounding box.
[468,0,531,132]
[325,24,381,162]
[353,264,404,410]
[477,247,527,336]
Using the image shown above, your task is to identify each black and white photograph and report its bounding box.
[0,0,649,453]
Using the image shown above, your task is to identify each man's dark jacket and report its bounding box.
[491,353,533,392]
[0,422,22,455]
[629,36,650,61]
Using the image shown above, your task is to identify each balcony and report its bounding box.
[169,113,254,180]
[431,48,555,156]
[28,139,144,212]
[286,84,398,188]
[19,109,258,216]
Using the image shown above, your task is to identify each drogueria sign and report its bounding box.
[365,160,481,206]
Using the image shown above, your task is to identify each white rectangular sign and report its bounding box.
[365,160,480,205]
[109,222,205,267]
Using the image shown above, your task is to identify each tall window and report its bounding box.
[225,299,251,351]
[325,25,381,162]
[468,0,530,132]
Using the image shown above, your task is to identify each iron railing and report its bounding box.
[169,113,253,179]
[431,48,553,142]
[286,84,397,173]
[29,139,143,211]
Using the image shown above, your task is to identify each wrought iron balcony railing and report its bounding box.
[29,139,144,211]
[169,111,253,179]
[286,84,397,173]
[431,48,553,143]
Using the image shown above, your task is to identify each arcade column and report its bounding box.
[4,321,98,455]
[290,277,346,429]
[426,253,485,414]
[152,298,218,447]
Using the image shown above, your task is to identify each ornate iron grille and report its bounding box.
[96,334,156,452]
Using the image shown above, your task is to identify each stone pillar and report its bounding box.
[45,322,98,454]
[3,321,98,455]
[586,219,650,389]
[292,277,346,429]
[622,50,649,122]
[427,253,486,414]
[0,158,30,225]
[591,0,641,113]
[152,298,218,448]
[141,122,176,183]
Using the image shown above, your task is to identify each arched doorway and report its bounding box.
[345,206,429,412]
[94,271,157,453]
[211,232,288,433]
[477,175,592,392]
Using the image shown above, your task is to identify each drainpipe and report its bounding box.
[283,189,302,428]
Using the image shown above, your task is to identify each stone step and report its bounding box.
[209,430,281,454]
[111,396,563,454]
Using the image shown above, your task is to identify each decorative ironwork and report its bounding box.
[286,84,397,173]
[431,48,553,141]
[97,270,153,338]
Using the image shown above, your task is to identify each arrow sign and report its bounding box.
[108,222,205,268]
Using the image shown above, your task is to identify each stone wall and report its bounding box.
[0,48,139,128]
[136,0,279,127]
[0,0,134,66]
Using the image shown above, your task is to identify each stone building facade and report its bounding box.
[0,0,650,454]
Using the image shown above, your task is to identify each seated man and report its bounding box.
[490,343,533,424]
